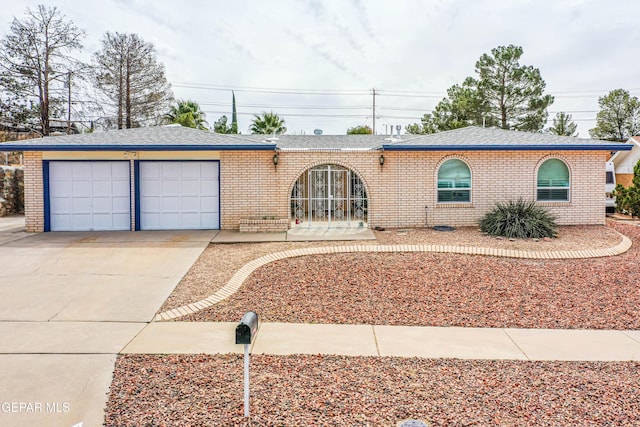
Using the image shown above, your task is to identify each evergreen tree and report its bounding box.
[213,115,233,134]
[231,91,238,134]
[613,160,640,217]
[547,112,578,136]
[589,89,640,142]
[410,45,553,133]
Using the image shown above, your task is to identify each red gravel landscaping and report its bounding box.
[182,223,640,329]
[104,354,640,426]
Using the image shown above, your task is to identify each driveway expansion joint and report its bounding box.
[155,234,632,321]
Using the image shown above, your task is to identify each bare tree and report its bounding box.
[92,32,173,129]
[0,5,85,136]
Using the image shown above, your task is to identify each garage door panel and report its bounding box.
[161,197,180,212]
[92,180,113,194]
[201,186,218,197]
[72,197,91,213]
[70,214,92,229]
[71,163,91,178]
[205,213,219,228]
[181,165,200,178]
[181,213,201,227]
[141,163,161,178]
[92,162,113,178]
[53,182,73,197]
[201,163,217,178]
[48,161,131,231]
[73,180,91,196]
[50,165,72,180]
[50,197,72,213]
[113,197,130,212]
[181,196,200,211]
[181,181,201,196]
[142,197,160,212]
[142,213,160,228]
[200,196,217,211]
[51,215,71,230]
[139,161,219,230]
[163,163,181,177]
[113,179,130,194]
[143,181,162,196]
[162,180,180,195]
[92,198,113,212]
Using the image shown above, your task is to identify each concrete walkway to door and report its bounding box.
[0,218,215,427]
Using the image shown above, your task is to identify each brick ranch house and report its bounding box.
[1,125,630,233]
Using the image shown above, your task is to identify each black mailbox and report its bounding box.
[235,311,258,344]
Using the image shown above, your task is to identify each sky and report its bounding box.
[1,0,639,136]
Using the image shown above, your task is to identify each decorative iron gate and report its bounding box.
[291,164,367,228]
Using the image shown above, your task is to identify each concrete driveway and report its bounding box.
[0,217,215,427]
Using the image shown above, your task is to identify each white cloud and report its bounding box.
[1,0,640,135]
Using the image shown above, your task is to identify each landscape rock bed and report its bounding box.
[162,224,623,312]
[180,223,639,330]
[105,354,640,426]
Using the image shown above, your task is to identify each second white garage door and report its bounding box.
[138,161,219,230]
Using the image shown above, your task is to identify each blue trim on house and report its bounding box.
[42,161,51,232]
[133,161,140,231]
[381,144,633,151]
[0,144,277,151]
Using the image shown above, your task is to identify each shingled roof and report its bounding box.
[0,125,276,151]
[381,126,630,151]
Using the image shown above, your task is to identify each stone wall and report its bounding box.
[0,166,24,217]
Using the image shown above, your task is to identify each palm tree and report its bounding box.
[165,100,209,130]
[249,111,286,135]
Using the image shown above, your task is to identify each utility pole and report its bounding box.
[66,71,72,134]
[372,88,376,135]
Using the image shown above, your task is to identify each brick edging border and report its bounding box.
[155,233,632,321]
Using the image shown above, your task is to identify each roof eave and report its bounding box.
[381,144,633,151]
[0,144,278,151]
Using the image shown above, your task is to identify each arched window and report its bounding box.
[437,159,471,202]
[537,158,570,201]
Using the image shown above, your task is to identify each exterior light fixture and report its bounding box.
[379,153,385,166]
[273,152,279,167]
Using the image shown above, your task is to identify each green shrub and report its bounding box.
[479,198,558,238]
[613,160,640,217]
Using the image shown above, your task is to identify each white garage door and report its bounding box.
[139,161,219,230]
[48,161,131,231]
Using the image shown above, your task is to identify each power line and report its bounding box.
[173,81,640,100]
[198,101,370,110]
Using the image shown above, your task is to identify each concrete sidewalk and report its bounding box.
[211,226,376,243]
[122,322,640,362]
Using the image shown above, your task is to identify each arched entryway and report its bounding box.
[290,164,368,229]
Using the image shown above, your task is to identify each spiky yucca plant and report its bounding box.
[479,198,558,239]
